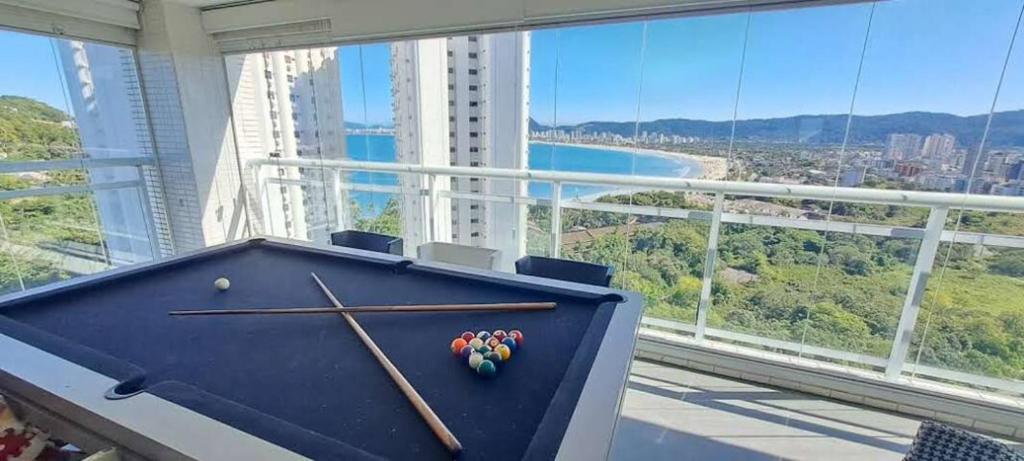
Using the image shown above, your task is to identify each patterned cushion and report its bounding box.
[904,420,1024,461]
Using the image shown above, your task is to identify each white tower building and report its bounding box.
[57,40,167,263]
[225,48,346,245]
[391,32,530,268]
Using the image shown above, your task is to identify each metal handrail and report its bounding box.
[249,157,1024,212]
[250,158,1024,395]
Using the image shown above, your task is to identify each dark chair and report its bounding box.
[514,255,614,287]
[903,420,1024,461]
[329,230,403,255]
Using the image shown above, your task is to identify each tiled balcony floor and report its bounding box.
[613,359,1023,461]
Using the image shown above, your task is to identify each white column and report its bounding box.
[137,0,246,252]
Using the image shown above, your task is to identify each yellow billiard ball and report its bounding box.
[214,277,231,291]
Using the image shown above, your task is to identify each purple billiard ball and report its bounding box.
[460,345,475,359]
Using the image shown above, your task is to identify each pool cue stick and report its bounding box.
[310,272,463,455]
[170,302,555,316]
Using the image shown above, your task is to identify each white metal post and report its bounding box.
[885,206,949,380]
[550,181,562,258]
[427,173,438,243]
[332,168,349,233]
[0,209,25,291]
[695,193,725,342]
[135,165,163,260]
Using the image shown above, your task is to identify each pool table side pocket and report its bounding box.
[0,315,146,395]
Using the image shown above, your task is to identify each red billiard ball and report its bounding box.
[492,330,507,342]
[509,330,523,347]
[460,331,475,342]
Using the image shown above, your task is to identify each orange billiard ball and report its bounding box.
[450,338,468,355]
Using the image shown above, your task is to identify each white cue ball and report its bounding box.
[214,277,231,291]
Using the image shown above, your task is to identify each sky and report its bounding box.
[1,0,1022,126]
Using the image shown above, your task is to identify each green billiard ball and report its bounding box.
[476,359,497,378]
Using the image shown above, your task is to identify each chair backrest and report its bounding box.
[514,255,614,287]
[330,230,403,255]
[903,421,1024,461]
[417,242,501,271]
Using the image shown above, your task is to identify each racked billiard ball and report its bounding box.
[509,330,523,347]
[476,331,491,341]
[468,352,484,370]
[476,359,497,378]
[501,337,517,352]
[450,338,468,355]
[492,330,507,342]
[468,338,484,350]
[460,345,475,359]
[460,331,476,342]
[495,344,512,361]
[484,351,503,364]
[476,345,492,355]
[486,337,501,349]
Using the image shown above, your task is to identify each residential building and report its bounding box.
[392,32,530,267]
[920,133,956,159]
[56,40,167,263]
[224,48,346,245]
[884,133,922,160]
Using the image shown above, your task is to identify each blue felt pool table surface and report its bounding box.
[0,238,637,460]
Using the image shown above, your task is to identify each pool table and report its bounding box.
[0,237,642,460]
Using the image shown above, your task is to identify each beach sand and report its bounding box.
[535,141,728,180]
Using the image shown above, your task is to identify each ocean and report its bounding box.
[343,134,701,212]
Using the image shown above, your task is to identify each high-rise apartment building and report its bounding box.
[225,48,346,245]
[56,40,168,263]
[884,133,922,161]
[921,133,956,159]
[391,33,530,268]
[962,148,990,178]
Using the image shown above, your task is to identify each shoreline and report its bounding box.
[531,141,728,181]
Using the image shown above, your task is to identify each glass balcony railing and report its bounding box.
[0,155,159,296]
[247,157,1024,398]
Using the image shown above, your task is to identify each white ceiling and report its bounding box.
[163,0,260,8]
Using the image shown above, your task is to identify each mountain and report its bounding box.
[530,110,1024,148]
[345,121,394,130]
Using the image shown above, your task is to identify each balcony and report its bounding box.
[2,0,1024,458]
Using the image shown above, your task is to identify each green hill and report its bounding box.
[0,95,79,160]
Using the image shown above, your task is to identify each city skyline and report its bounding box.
[4,0,1024,130]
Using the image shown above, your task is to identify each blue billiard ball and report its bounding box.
[476,330,491,341]
[501,337,517,352]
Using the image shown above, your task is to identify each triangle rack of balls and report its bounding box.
[450,330,523,378]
